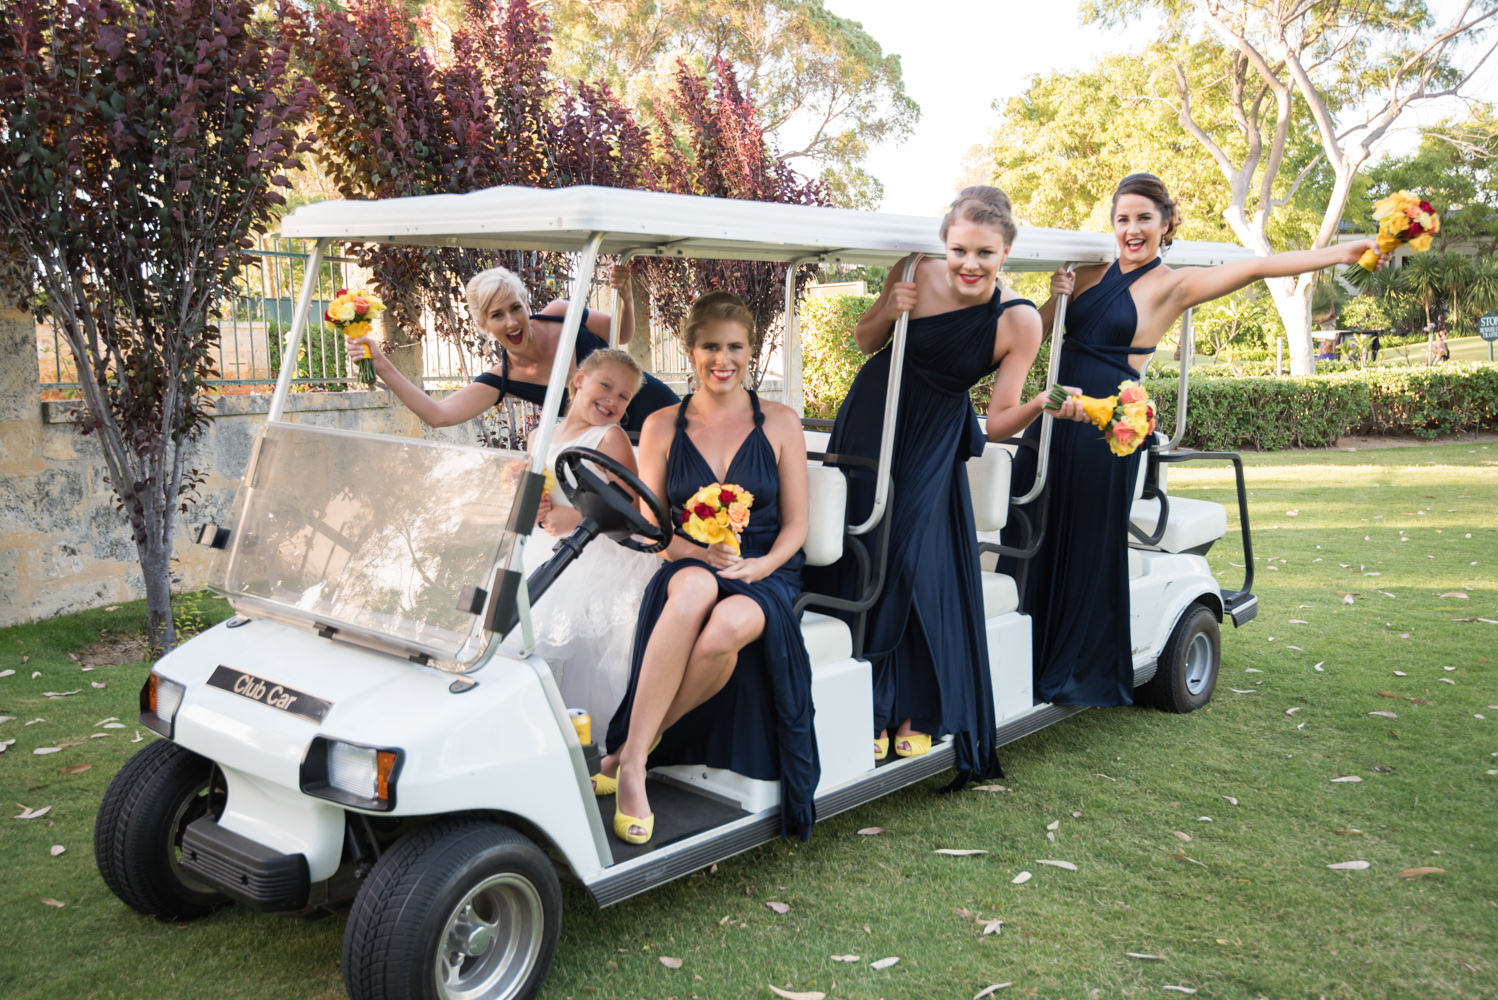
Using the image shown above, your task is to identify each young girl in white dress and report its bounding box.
[523,348,661,726]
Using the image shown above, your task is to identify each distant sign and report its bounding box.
[1481,312,1498,342]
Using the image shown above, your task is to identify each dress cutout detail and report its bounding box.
[813,288,1033,785]
[523,421,659,725]
[1004,258,1160,706]
[605,392,820,840]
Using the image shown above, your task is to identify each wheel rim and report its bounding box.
[167,779,220,896]
[1183,630,1215,696]
[434,872,545,1000]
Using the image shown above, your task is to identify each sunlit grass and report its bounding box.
[1,442,1494,1000]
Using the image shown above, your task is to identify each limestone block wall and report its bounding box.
[0,302,470,626]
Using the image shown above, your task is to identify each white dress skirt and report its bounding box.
[523,421,661,727]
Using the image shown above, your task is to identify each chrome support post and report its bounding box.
[849,255,919,536]
[267,238,329,423]
[1165,307,1193,453]
[784,255,820,417]
[1011,263,1075,505]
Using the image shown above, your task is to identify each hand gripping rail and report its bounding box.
[848,255,919,536]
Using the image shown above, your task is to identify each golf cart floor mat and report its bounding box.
[593,777,751,864]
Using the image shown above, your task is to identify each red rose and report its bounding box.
[1407,221,1424,237]
[719,489,736,506]
[680,510,691,526]
[1419,201,1435,215]
[324,310,333,322]
[693,502,714,519]
[336,288,348,296]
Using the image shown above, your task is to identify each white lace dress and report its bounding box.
[523,421,661,726]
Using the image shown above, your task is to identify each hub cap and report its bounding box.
[1183,630,1214,696]
[435,873,544,1000]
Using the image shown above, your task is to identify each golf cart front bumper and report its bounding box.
[180,817,311,911]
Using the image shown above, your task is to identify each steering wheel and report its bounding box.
[553,446,671,554]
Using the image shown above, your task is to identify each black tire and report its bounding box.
[1138,603,1220,713]
[343,820,562,1000]
[94,739,230,920]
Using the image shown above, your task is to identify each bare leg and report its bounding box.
[657,595,766,733]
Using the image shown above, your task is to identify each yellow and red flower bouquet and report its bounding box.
[325,287,386,385]
[680,482,755,553]
[1046,379,1156,457]
[1359,191,1439,271]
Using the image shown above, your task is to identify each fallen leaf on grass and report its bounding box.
[15,805,51,820]
[40,898,64,908]
[1330,775,1362,783]
[101,722,126,730]
[0,669,13,679]
[1170,852,1207,868]
[981,919,1004,935]
[1173,831,1192,842]
[1327,860,1370,870]
[1288,619,1308,624]
[59,763,91,775]
[1379,692,1432,704]
[768,987,824,1000]
[90,682,106,690]
[1037,859,1077,870]
[830,955,860,963]
[1439,592,1470,599]
[89,733,109,740]
[969,784,1010,793]
[1125,952,1164,960]
[1313,662,1325,672]
[131,731,143,743]
[1011,871,1032,884]
[1331,828,1363,835]
[1285,707,1301,716]
[42,690,82,699]
[1368,711,1398,719]
[1162,987,1197,995]
[659,956,683,969]
[973,985,1012,999]
[32,747,61,756]
[764,901,791,914]
[1222,796,1238,805]
[856,827,883,836]
[49,845,65,857]
[1046,820,1060,831]
[870,956,899,970]
[1342,595,1355,606]
[935,849,988,857]
[1400,867,1446,878]
[1453,617,1498,625]
[1229,688,1257,694]
[0,739,13,753]
[1393,670,1407,676]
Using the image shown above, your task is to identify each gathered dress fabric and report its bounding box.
[814,289,1031,786]
[523,420,659,726]
[605,392,820,840]
[1004,259,1158,707]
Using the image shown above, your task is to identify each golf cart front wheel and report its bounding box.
[1138,603,1220,713]
[342,820,561,1000]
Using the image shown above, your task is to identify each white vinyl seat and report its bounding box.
[1127,434,1226,554]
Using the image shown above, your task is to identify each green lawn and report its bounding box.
[2,441,1495,1000]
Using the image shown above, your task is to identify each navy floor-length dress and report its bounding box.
[1005,259,1158,706]
[816,290,1032,785]
[605,392,820,840]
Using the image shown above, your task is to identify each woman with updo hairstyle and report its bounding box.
[1006,172,1381,707]
[809,184,1078,787]
[597,291,816,846]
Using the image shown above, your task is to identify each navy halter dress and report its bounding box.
[816,288,1032,786]
[1006,259,1158,706]
[605,391,820,840]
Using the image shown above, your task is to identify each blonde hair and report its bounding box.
[464,266,530,326]
[577,347,644,393]
[940,185,1017,246]
[681,291,756,353]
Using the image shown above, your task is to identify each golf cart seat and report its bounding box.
[1127,439,1227,555]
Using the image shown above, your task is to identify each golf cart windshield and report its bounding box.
[214,422,527,671]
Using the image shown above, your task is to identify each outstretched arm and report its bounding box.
[347,333,499,428]
[1167,240,1377,314]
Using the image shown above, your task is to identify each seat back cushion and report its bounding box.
[803,464,846,566]
[967,443,1012,533]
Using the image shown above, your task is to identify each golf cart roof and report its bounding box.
[280,184,1253,269]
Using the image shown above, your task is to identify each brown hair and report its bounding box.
[940,185,1017,246]
[577,347,644,393]
[1111,173,1180,248]
[681,291,756,353]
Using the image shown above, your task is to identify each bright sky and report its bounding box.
[825,0,1498,217]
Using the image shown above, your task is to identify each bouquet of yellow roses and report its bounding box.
[679,482,755,553]
[325,287,386,385]
[1045,379,1156,457]
[1358,191,1439,271]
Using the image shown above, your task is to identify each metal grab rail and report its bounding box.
[783,254,821,418]
[266,238,330,423]
[1011,263,1076,506]
[849,255,919,536]
[1164,307,1194,453]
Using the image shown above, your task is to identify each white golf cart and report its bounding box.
[94,185,1259,1000]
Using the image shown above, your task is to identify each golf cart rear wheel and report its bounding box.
[94,739,230,921]
[343,820,561,1000]
[1139,603,1220,713]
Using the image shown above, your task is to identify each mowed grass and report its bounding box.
[1,441,1495,1000]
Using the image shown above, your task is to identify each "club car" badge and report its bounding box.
[208,666,331,723]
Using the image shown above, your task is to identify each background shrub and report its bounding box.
[801,294,874,418]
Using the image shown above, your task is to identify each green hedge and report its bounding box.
[801,294,874,419]
[1142,364,1498,450]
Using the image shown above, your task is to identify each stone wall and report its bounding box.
[0,307,470,626]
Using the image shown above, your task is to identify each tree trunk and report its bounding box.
[137,529,175,656]
[1265,275,1315,375]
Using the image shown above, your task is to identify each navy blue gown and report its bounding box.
[605,392,820,840]
[1005,259,1158,706]
[816,289,1033,785]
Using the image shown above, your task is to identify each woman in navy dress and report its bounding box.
[817,187,1077,786]
[597,292,815,845]
[348,264,676,444]
[1012,173,1380,706]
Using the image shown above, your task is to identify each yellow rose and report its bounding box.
[1380,211,1410,237]
[343,320,371,339]
[715,508,729,527]
[1376,232,1402,253]
[330,300,357,323]
[1408,232,1433,253]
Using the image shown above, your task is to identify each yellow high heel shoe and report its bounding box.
[873,735,889,761]
[613,808,655,845]
[894,731,931,757]
[591,737,661,797]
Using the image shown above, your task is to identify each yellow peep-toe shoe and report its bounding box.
[613,808,655,845]
[894,731,931,758]
[590,771,618,797]
[873,736,889,761]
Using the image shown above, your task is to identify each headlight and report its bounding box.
[140,673,186,738]
[300,738,402,811]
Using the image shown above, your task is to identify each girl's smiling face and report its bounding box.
[944,219,1009,299]
[479,287,533,355]
[570,361,637,426]
[1113,192,1167,265]
[690,319,752,394]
